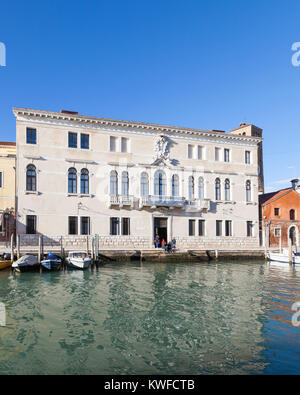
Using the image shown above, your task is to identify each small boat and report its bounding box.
[12,254,39,272]
[267,250,300,264]
[65,251,92,270]
[41,252,62,271]
[0,253,12,271]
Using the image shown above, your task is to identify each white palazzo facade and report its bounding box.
[14,108,263,250]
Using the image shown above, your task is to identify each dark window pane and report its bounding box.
[26,128,36,144]
[122,218,130,235]
[26,215,36,234]
[247,221,253,237]
[189,219,195,236]
[81,134,89,149]
[110,217,119,235]
[68,216,78,235]
[80,169,89,194]
[225,220,232,236]
[68,132,77,148]
[26,165,36,191]
[81,217,90,235]
[199,220,205,236]
[68,168,77,193]
[216,220,222,236]
[0,172,2,188]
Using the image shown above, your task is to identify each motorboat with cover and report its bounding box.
[12,254,39,272]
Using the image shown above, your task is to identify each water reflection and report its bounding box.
[0,261,300,374]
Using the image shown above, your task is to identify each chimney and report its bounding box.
[60,110,79,115]
[291,179,299,190]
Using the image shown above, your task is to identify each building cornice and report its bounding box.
[13,108,262,144]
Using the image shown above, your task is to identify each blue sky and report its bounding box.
[0,0,300,192]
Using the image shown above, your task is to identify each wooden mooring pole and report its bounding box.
[10,233,14,263]
[17,234,20,259]
[38,235,43,263]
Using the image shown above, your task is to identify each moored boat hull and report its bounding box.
[268,252,300,264]
[12,255,40,272]
[0,260,12,271]
[66,258,91,270]
[41,259,62,271]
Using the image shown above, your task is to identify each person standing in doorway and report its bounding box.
[155,234,160,248]
[161,238,166,249]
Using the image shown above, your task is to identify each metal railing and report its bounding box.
[140,195,185,208]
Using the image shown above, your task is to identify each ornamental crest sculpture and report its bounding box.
[153,134,171,165]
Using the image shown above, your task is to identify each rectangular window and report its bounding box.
[245,151,251,164]
[122,218,130,235]
[215,147,221,161]
[81,134,89,149]
[110,217,120,235]
[274,228,281,237]
[188,145,194,159]
[216,220,222,236]
[247,221,253,237]
[0,172,2,188]
[80,217,90,235]
[225,220,232,236]
[121,137,128,153]
[274,208,280,216]
[26,128,37,144]
[68,132,77,148]
[26,215,36,234]
[198,146,203,160]
[189,219,195,236]
[110,136,117,152]
[224,148,230,162]
[198,220,205,236]
[68,216,78,235]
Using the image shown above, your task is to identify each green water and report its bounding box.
[0,260,300,375]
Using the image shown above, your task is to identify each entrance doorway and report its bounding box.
[154,217,168,247]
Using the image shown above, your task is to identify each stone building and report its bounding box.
[260,179,300,249]
[0,141,16,243]
[14,108,263,251]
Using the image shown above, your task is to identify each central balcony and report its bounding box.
[108,195,135,208]
[139,195,186,209]
[185,198,210,212]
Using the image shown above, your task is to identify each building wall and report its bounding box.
[14,108,263,250]
[262,189,300,248]
[0,142,16,242]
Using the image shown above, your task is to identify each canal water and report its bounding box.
[0,260,300,375]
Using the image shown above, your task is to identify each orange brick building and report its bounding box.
[260,180,300,249]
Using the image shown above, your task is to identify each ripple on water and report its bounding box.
[0,261,300,374]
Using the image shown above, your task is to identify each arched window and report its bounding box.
[26,165,36,192]
[122,171,129,196]
[80,169,89,194]
[68,168,77,194]
[290,209,295,220]
[198,177,204,200]
[215,178,221,200]
[246,180,251,202]
[224,179,230,201]
[188,176,195,199]
[172,174,179,197]
[154,171,166,196]
[110,170,118,195]
[140,172,149,196]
